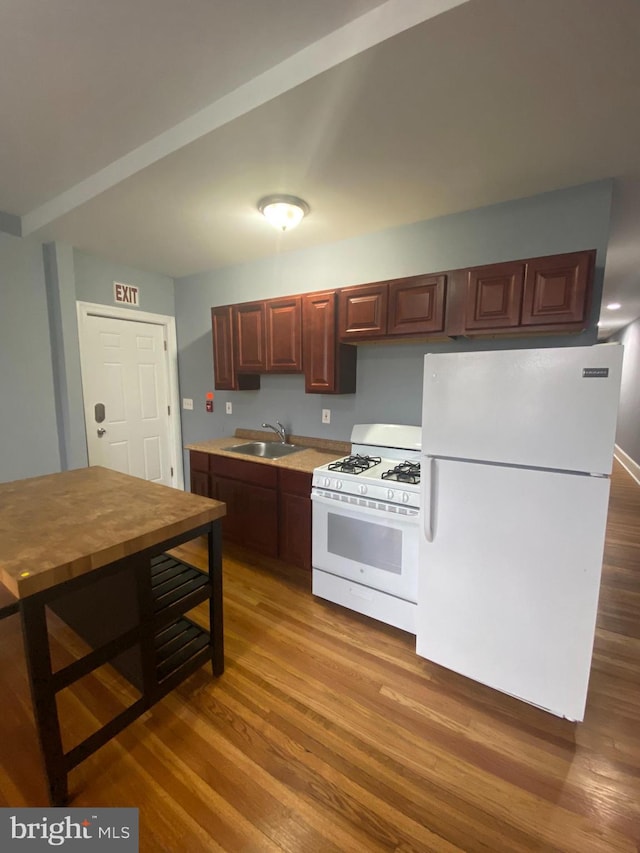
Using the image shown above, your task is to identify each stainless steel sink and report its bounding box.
[223,441,305,459]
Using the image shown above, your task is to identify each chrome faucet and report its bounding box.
[262,421,287,443]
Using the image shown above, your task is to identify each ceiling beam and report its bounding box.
[0,211,22,238]
[21,0,470,237]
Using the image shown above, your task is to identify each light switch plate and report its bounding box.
[226,402,233,414]
[322,409,331,424]
[182,398,193,410]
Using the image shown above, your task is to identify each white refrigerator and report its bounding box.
[417,344,623,721]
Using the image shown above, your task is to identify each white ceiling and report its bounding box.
[2,0,640,337]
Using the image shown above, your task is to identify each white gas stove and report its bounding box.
[312,423,421,509]
[311,424,421,634]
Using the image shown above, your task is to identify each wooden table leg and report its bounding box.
[208,520,224,677]
[20,595,68,806]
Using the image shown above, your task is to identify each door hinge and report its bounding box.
[171,466,174,477]
[164,340,167,351]
[167,405,171,415]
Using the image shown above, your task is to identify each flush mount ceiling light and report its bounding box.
[258,194,310,232]
[606,302,621,310]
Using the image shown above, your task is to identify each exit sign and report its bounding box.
[114,282,140,306]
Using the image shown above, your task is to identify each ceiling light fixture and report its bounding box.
[606,302,621,310]
[258,194,309,232]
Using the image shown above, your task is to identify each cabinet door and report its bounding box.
[242,480,279,556]
[278,469,312,570]
[266,296,302,372]
[338,283,388,340]
[211,475,242,542]
[211,306,260,391]
[388,275,446,336]
[235,302,267,372]
[189,451,210,496]
[279,492,312,570]
[215,475,277,556]
[190,470,210,497]
[521,251,593,328]
[211,306,235,390]
[210,458,278,556]
[302,290,357,394]
[464,262,524,331]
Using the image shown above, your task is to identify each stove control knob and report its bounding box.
[358,484,367,495]
[335,479,343,490]
[387,488,395,501]
[323,477,331,488]
[401,492,410,503]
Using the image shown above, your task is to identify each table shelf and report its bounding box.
[155,616,210,683]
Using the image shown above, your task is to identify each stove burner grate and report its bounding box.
[328,454,382,475]
[381,461,421,484]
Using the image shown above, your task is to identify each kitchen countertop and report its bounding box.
[0,466,226,599]
[186,429,350,473]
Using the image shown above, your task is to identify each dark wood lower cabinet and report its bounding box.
[189,452,311,570]
[189,451,211,497]
[190,470,210,497]
[212,474,278,557]
[278,469,312,571]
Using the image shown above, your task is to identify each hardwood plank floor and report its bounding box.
[0,461,638,851]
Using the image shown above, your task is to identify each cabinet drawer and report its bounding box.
[190,451,210,473]
[211,454,278,488]
[279,468,312,497]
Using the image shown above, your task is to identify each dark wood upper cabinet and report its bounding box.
[463,261,525,331]
[303,291,357,394]
[338,283,388,340]
[521,250,593,328]
[211,305,260,390]
[211,305,236,390]
[388,274,446,335]
[266,296,302,372]
[235,302,267,372]
[461,251,594,335]
[340,275,447,340]
[212,249,596,391]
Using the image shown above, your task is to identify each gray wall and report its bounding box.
[0,180,619,486]
[0,235,62,481]
[0,241,178,484]
[611,317,640,467]
[175,180,614,455]
[44,242,87,470]
[73,249,175,316]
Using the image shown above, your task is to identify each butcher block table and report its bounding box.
[0,466,226,806]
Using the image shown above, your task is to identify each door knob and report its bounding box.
[97,427,107,437]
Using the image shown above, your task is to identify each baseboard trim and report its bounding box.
[614,444,640,486]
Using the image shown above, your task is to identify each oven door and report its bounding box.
[311,491,418,602]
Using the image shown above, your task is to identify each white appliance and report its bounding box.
[417,344,623,721]
[312,424,421,633]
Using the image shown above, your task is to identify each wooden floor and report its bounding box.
[0,461,638,852]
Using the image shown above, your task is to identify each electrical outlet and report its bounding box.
[322,409,331,424]
[182,398,193,410]
[225,401,233,414]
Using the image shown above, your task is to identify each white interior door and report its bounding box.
[79,313,173,485]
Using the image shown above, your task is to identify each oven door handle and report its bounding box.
[423,456,435,543]
[310,490,419,525]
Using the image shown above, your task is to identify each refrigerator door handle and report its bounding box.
[423,456,435,542]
